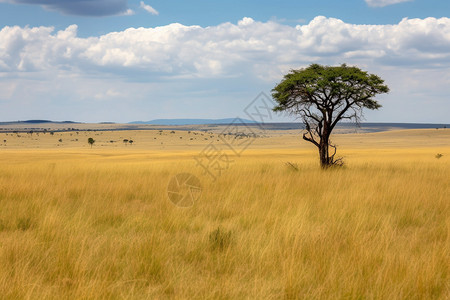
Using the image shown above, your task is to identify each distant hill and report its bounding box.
[21,120,53,124]
[0,120,78,125]
[129,118,258,125]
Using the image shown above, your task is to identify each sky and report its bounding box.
[0,0,449,123]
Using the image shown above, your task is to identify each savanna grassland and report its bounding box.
[0,128,448,299]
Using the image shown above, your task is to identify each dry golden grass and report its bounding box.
[0,129,448,299]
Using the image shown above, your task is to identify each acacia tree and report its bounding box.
[272,64,389,168]
[88,137,95,148]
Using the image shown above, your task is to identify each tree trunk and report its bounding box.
[319,127,331,168]
[319,139,329,168]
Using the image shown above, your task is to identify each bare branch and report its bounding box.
[303,132,319,148]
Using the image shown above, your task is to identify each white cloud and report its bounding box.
[365,0,413,8]
[139,1,158,15]
[238,17,255,26]
[122,9,135,16]
[1,17,450,123]
[1,16,449,77]
[94,88,124,100]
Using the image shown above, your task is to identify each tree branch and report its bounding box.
[303,132,319,148]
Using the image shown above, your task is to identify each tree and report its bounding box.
[128,140,134,146]
[272,64,389,168]
[88,137,95,148]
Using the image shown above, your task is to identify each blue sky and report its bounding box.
[0,0,449,123]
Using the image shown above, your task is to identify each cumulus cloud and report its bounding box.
[0,0,131,16]
[365,0,413,8]
[140,1,158,15]
[2,17,450,123]
[1,16,449,80]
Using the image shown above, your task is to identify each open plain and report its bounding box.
[0,126,449,299]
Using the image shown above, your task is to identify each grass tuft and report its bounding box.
[209,227,233,251]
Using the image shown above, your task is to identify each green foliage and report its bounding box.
[88,137,95,148]
[272,63,389,113]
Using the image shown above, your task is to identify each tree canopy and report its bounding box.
[88,137,95,148]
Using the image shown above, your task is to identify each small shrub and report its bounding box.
[435,153,443,159]
[0,219,6,231]
[331,158,345,167]
[88,137,95,148]
[17,217,32,231]
[209,227,233,251]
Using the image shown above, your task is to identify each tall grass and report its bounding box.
[0,147,448,299]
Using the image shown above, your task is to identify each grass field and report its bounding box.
[0,129,449,299]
